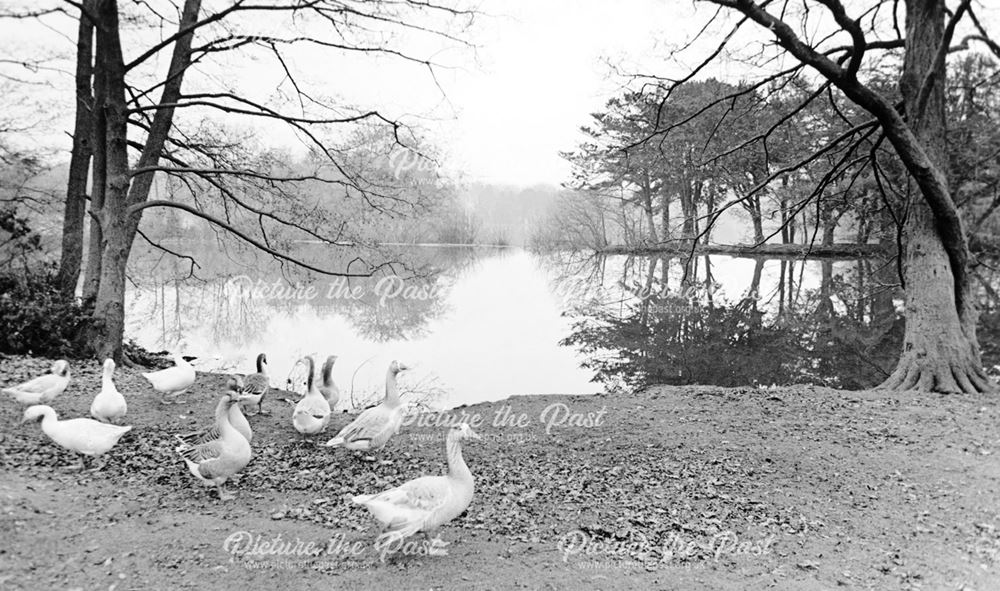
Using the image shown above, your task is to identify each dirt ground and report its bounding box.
[1,355,999,590]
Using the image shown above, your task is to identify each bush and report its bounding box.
[0,264,93,358]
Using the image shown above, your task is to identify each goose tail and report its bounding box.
[351,493,376,505]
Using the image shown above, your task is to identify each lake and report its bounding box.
[124,244,1000,408]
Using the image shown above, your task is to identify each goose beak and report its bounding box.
[467,427,481,441]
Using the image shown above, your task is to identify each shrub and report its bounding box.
[0,264,93,358]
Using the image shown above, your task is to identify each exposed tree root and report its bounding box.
[878,350,997,394]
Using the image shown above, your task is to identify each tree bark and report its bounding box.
[748,196,764,244]
[56,2,95,297]
[82,21,108,305]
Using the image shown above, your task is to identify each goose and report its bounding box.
[240,352,270,415]
[90,358,127,424]
[3,360,71,405]
[174,386,252,500]
[142,353,196,404]
[21,405,132,470]
[176,376,252,444]
[318,355,339,408]
[325,361,409,456]
[352,423,480,557]
[292,356,331,437]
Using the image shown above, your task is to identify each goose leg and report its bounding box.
[216,484,235,501]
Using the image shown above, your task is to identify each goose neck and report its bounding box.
[446,435,472,482]
[384,369,401,406]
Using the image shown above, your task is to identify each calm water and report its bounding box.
[125,245,1000,406]
[125,247,603,408]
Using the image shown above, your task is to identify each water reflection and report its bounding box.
[125,242,1000,405]
[552,252,1000,392]
[125,245,602,407]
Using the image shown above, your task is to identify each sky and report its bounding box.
[3,1,1000,189]
[0,0,698,188]
[434,0,684,186]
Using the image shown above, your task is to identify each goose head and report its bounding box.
[225,375,251,402]
[51,360,70,377]
[21,405,54,424]
[102,358,116,374]
[449,422,481,442]
[388,360,410,375]
[255,353,268,373]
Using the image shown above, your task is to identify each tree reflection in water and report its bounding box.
[552,252,934,392]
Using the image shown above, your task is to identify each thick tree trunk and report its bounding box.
[88,0,202,360]
[90,0,131,361]
[879,0,992,393]
[56,3,95,297]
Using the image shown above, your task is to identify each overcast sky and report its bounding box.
[3,1,1000,189]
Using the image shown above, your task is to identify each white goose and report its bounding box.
[174,386,252,500]
[3,360,71,405]
[325,361,409,456]
[292,356,331,437]
[240,352,270,415]
[318,355,340,408]
[90,358,127,424]
[177,376,252,444]
[352,423,480,556]
[142,353,196,404]
[21,405,132,469]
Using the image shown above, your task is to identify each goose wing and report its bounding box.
[330,405,395,447]
[5,373,61,395]
[355,476,453,541]
[242,373,268,396]
[175,425,221,447]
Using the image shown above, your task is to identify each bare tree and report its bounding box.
[55,0,94,298]
[4,0,473,360]
[644,0,999,393]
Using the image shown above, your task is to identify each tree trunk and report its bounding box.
[639,176,658,244]
[822,216,835,246]
[749,196,764,244]
[87,0,202,360]
[879,0,992,393]
[82,29,108,305]
[679,178,696,240]
[56,3,95,297]
[660,196,670,240]
[90,0,131,361]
